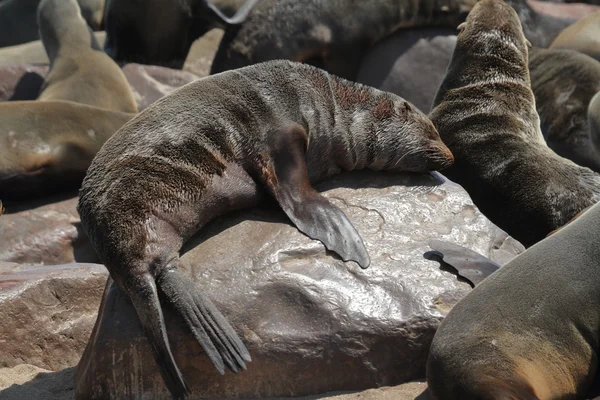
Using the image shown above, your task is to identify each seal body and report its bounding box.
[590,91,600,141]
[551,10,600,61]
[0,0,137,201]
[429,0,600,248]
[529,47,600,172]
[210,0,476,80]
[427,192,600,400]
[103,0,258,68]
[0,101,134,200]
[37,0,138,113]
[78,60,454,399]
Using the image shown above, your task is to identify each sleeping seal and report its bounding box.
[77,60,454,399]
[428,0,600,247]
[550,11,600,62]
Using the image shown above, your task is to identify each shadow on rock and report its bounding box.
[0,367,75,400]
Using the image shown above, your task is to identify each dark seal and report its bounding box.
[77,60,454,399]
[428,0,600,247]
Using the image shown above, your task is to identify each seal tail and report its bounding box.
[156,269,251,374]
[127,273,191,399]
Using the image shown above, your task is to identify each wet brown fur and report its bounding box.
[78,60,454,399]
[429,0,600,248]
[210,0,476,80]
[427,198,600,400]
[37,0,138,113]
[529,47,600,173]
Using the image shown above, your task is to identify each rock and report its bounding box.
[0,369,429,400]
[0,32,106,66]
[74,171,524,399]
[0,196,97,265]
[121,63,200,111]
[0,262,108,371]
[0,63,200,111]
[356,29,456,113]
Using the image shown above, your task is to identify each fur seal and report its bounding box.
[37,0,138,113]
[528,47,600,172]
[429,0,600,248]
[77,60,454,399]
[427,192,600,400]
[103,0,259,68]
[0,0,105,48]
[210,0,476,80]
[551,11,600,62]
[0,101,134,200]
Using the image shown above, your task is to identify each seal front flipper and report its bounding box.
[157,268,251,373]
[262,124,370,269]
[427,239,500,287]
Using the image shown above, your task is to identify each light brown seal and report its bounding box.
[77,60,454,399]
[427,183,600,400]
[37,0,138,113]
[0,101,134,200]
[528,47,600,172]
[428,0,600,248]
[550,10,600,62]
[210,0,476,80]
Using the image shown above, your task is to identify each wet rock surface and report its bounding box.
[74,171,524,399]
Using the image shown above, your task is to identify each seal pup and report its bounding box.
[429,0,600,247]
[528,47,600,172]
[103,0,259,68]
[37,0,138,113]
[210,0,476,80]
[77,60,454,399]
[427,191,600,400]
[0,101,134,200]
[0,0,105,48]
[551,10,600,61]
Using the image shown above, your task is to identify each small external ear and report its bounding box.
[204,0,260,26]
[403,101,412,112]
[525,39,532,48]
[457,22,467,32]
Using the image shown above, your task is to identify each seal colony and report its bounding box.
[428,0,600,247]
[77,59,454,398]
[210,0,476,79]
[0,0,137,201]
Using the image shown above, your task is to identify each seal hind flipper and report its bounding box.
[262,124,370,268]
[125,272,191,399]
[427,239,500,287]
[157,269,251,374]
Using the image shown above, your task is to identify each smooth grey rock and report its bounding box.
[0,262,108,371]
[75,171,524,399]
